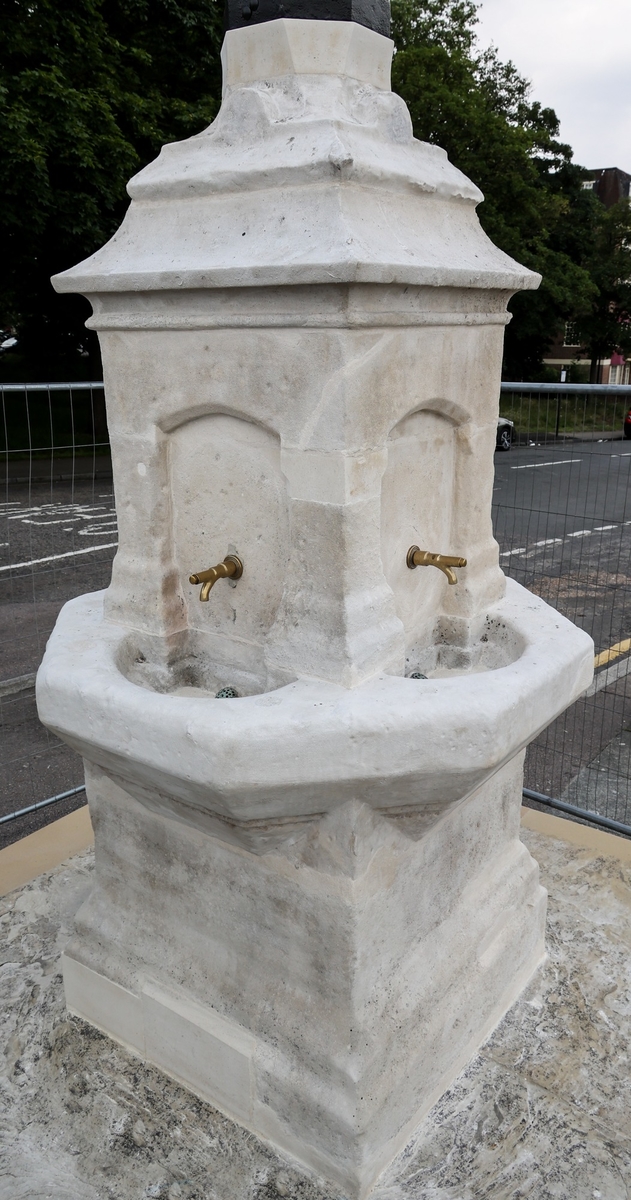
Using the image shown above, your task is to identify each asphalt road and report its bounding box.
[493,439,631,655]
[494,438,631,824]
[1,480,117,847]
[2,438,631,848]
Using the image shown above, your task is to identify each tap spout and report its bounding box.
[189,554,243,601]
[406,546,467,585]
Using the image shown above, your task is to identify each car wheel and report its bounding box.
[497,428,512,451]
[624,428,631,439]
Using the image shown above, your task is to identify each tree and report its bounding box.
[390,0,597,378]
[0,0,223,380]
[573,201,631,381]
[1,0,621,382]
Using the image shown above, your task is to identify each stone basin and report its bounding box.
[37,577,592,851]
[119,589,524,697]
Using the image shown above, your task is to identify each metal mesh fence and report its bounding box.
[1,380,631,846]
[496,382,631,834]
[0,383,115,847]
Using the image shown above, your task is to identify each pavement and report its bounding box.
[562,727,631,815]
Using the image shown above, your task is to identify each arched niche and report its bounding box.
[169,413,288,674]
[381,406,458,649]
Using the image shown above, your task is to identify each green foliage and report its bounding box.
[391,0,478,54]
[390,0,598,379]
[0,0,223,379]
[574,201,631,373]
[2,0,629,382]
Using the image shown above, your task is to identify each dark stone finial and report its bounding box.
[225,0,390,38]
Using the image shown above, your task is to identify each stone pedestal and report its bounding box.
[38,16,593,1198]
[62,754,542,1197]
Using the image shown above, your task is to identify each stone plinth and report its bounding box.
[57,755,542,1196]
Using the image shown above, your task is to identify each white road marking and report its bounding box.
[501,538,563,558]
[511,459,582,470]
[0,543,118,573]
[500,520,625,559]
[5,503,116,536]
[79,524,118,536]
[8,507,110,521]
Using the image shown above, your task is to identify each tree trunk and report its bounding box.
[590,357,602,383]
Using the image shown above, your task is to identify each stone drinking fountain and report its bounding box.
[37,3,593,1196]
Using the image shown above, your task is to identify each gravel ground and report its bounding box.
[1,827,630,1200]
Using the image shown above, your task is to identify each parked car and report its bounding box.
[496,417,514,451]
[624,407,631,439]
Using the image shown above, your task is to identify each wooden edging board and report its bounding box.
[520,804,631,862]
[0,806,94,898]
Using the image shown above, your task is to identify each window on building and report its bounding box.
[610,364,630,384]
[563,321,579,346]
[582,180,596,190]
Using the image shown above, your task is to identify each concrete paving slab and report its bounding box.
[562,726,631,825]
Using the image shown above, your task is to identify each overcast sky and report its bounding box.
[476,0,631,171]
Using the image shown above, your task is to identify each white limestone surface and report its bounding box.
[51,753,544,1197]
[52,20,539,294]
[2,827,630,1200]
[37,579,593,833]
[36,17,595,1197]
[49,21,544,686]
[221,18,395,92]
[72,299,525,686]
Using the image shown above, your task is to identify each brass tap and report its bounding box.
[189,554,243,601]
[406,546,467,585]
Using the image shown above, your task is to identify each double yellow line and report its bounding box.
[594,638,631,668]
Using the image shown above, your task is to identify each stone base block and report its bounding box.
[63,755,546,1198]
